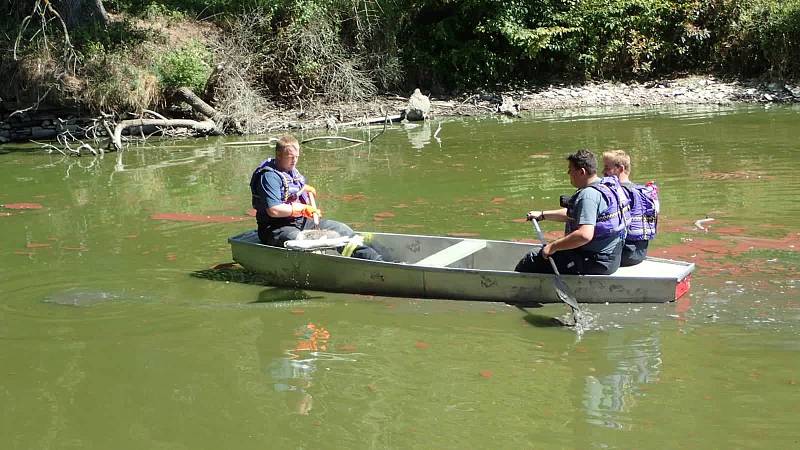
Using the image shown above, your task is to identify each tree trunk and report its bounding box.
[56,0,109,29]
[174,86,241,134]
[112,119,217,151]
[175,87,221,121]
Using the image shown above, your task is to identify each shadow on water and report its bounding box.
[509,303,573,328]
[520,313,569,328]
[190,264,325,304]
[190,263,274,286]
[253,288,325,304]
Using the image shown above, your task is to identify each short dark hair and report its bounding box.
[566,149,597,175]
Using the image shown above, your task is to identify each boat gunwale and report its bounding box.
[228,230,695,282]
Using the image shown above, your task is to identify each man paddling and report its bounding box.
[515,149,630,275]
[249,135,383,260]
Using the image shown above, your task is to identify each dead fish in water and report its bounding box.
[43,289,121,307]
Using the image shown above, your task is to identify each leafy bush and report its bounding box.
[155,41,212,92]
[724,0,800,77]
[399,0,799,87]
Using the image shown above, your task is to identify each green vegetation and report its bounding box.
[2,0,798,112]
[155,41,212,92]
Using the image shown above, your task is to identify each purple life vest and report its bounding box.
[250,158,309,206]
[622,181,659,241]
[565,176,632,240]
[250,159,310,228]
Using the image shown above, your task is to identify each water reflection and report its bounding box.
[267,322,361,416]
[583,333,663,430]
[404,121,433,149]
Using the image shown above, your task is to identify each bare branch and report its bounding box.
[301,136,366,144]
[112,119,217,151]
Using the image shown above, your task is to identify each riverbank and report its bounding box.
[255,75,800,132]
[2,75,798,145]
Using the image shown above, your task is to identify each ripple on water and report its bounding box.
[0,270,203,341]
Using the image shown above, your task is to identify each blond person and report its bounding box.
[602,150,659,266]
[249,135,383,261]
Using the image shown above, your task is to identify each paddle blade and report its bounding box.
[552,276,580,311]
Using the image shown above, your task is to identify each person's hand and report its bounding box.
[526,210,544,221]
[290,202,320,218]
[300,185,317,196]
[542,242,555,259]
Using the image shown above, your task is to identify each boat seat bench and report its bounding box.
[412,239,487,268]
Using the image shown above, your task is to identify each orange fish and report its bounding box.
[2,203,43,209]
[414,341,430,350]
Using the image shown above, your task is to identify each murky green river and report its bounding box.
[1,105,798,449]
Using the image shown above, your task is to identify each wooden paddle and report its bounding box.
[307,191,320,229]
[531,218,581,314]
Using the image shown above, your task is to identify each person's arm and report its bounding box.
[527,207,568,223]
[543,225,594,257]
[257,172,293,218]
[542,190,601,258]
[268,203,295,218]
[258,172,316,218]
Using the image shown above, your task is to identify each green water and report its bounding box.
[1,105,798,449]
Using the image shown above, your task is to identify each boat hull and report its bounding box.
[229,230,693,304]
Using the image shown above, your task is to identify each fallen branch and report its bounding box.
[8,87,53,119]
[369,111,391,143]
[173,87,241,134]
[32,140,67,156]
[304,142,365,152]
[339,114,403,128]
[174,87,220,121]
[112,119,216,151]
[301,136,366,144]
[222,139,279,147]
[75,143,99,156]
[142,109,168,120]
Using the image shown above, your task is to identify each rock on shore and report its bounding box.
[254,75,800,132]
[510,76,800,110]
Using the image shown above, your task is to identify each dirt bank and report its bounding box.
[256,75,800,132]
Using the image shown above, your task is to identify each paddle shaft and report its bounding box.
[531,218,562,276]
[531,218,580,312]
[307,192,320,228]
